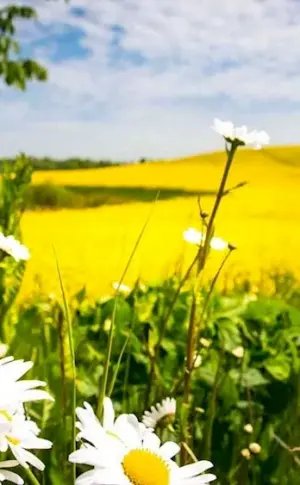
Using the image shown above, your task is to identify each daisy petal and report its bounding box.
[103,397,115,430]
[179,461,214,478]
[0,470,24,484]
[182,474,217,484]
[0,461,19,469]
[142,431,160,451]
[159,441,180,460]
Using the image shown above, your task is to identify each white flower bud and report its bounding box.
[244,423,253,434]
[249,442,261,454]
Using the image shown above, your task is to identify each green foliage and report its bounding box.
[0,154,32,336]
[0,5,47,89]
[27,183,80,209]
[4,279,300,484]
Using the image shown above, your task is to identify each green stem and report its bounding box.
[156,143,237,378]
[23,467,42,485]
[170,250,233,394]
[178,145,238,459]
[203,350,223,459]
[54,252,76,485]
[107,332,130,397]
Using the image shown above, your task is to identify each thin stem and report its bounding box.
[182,441,198,463]
[54,251,76,485]
[156,143,237,363]
[157,252,200,350]
[23,467,42,485]
[107,332,130,397]
[183,293,197,402]
[57,308,67,428]
[272,433,300,466]
[97,191,160,419]
[203,350,223,459]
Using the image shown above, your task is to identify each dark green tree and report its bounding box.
[0,4,47,89]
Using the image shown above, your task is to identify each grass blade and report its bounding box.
[54,248,76,485]
[96,190,160,418]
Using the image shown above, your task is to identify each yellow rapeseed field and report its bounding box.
[20,146,300,299]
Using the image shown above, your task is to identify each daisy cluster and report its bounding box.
[0,357,53,485]
[69,397,216,485]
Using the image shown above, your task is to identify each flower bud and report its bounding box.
[240,448,251,460]
[200,338,211,348]
[232,346,244,359]
[244,423,253,434]
[249,442,261,454]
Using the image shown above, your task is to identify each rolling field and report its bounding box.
[20,146,300,299]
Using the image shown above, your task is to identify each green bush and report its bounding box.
[26,182,83,209]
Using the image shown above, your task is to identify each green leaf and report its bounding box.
[217,318,242,351]
[231,368,269,387]
[264,354,291,381]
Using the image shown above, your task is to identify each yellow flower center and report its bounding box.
[0,411,20,445]
[7,436,21,446]
[122,449,169,485]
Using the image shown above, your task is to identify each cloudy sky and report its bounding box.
[0,0,300,160]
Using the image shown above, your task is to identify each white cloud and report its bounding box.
[1,0,300,158]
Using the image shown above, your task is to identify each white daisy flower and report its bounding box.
[112,282,131,294]
[0,357,53,407]
[0,234,30,262]
[70,406,216,485]
[142,398,176,429]
[0,460,23,485]
[213,118,269,150]
[183,228,228,251]
[0,405,52,471]
[76,399,148,449]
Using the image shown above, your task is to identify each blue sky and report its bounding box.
[0,0,300,160]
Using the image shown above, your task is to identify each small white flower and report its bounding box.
[244,424,253,434]
[142,398,176,429]
[0,234,30,262]
[249,443,261,454]
[183,228,228,251]
[0,460,23,485]
[213,118,269,150]
[240,449,251,460]
[209,237,228,251]
[70,403,216,485]
[0,406,52,471]
[0,357,53,408]
[200,338,211,348]
[231,346,244,359]
[112,282,131,294]
[183,228,204,246]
